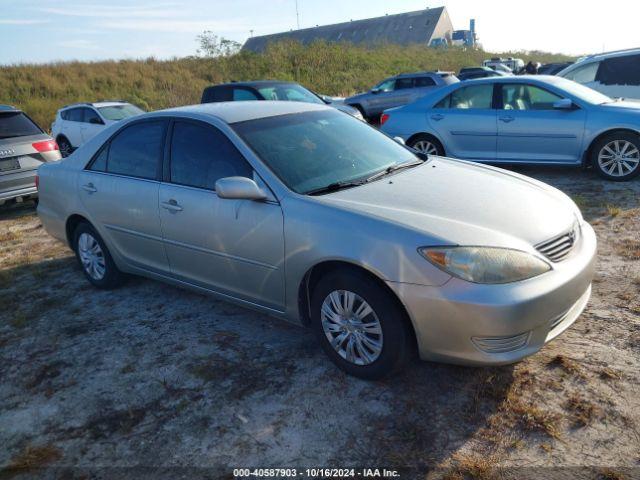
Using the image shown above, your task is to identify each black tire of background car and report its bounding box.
[73,222,125,289]
[591,132,640,182]
[408,134,445,156]
[57,136,72,158]
[310,268,413,380]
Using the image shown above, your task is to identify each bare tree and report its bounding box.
[196,31,242,57]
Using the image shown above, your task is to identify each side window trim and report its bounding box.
[84,118,168,181]
[165,117,254,192]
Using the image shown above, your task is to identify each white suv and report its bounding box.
[51,101,144,157]
[557,48,640,101]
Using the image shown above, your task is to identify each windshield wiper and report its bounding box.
[365,159,425,183]
[305,180,367,196]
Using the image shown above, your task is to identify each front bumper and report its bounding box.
[387,222,597,366]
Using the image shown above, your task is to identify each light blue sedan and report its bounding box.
[380,76,640,181]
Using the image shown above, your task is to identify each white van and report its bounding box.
[557,48,640,101]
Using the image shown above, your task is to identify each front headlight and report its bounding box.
[419,246,551,284]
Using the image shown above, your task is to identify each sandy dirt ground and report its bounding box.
[0,166,638,480]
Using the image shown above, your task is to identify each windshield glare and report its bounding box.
[257,85,324,105]
[233,110,419,194]
[97,104,144,121]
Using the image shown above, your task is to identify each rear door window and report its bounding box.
[83,108,103,124]
[563,62,600,83]
[169,121,252,190]
[394,78,414,90]
[106,121,165,180]
[202,87,232,103]
[232,88,260,101]
[414,77,436,87]
[66,108,84,122]
[596,54,640,86]
[0,112,42,139]
[436,84,494,109]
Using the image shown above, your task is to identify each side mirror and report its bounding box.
[553,98,574,110]
[89,118,104,125]
[393,136,405,145]
[215,177,267,201]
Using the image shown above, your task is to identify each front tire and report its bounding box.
[408,134,445,156]
[311,269,412,380]
[591,132,640,181]
[73,223,124,289]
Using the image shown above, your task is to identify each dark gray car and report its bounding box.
[344,72,459,122]
[0,105,61,205]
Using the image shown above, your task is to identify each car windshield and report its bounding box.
[555,78,613,104]
[0,112,42,139]
[97,104,144,121]
[233,109,419,194]
[257,84,325,105]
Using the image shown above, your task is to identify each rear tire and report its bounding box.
[352,105,369,123]
[408,134,445,156]
[310,268,412,380]
[73,223,124,289]
[591,132,640,181]
[57,136,72,158]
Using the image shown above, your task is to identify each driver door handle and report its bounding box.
[161,199,183,212]
[430,114,445,121]
[499,115,515,123]
[81,183,97,193]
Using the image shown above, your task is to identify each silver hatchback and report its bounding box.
[0,105,61,205]
[37,102,596,379]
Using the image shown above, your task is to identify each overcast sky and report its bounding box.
[1,0,638,64]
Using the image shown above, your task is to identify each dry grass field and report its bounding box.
[0,166,639,479]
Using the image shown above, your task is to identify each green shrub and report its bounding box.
[0,41,572,130]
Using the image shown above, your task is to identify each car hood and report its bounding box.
[599,100,640,111]
[317,158,579,249]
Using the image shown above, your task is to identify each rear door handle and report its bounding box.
[499,116,515,123]
[430,114,445,121]
[81,183,97,193]
[161,199,183,212]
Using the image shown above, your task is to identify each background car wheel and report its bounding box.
[591,132,640,181]
[311,268,413,380]
[351,105,368,123]
[408,134,445,156]
[57,136,72,158]
[73,222,124,289]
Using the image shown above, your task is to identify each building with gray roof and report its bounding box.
[242,7,454,52]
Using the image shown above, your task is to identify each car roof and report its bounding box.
[395,71,444,78]
[0,104,19,112]
[60,101,130,110]
[206,80,300,89]
[454,75,565,85]
[153,101,331,124]
[575,47,640,64]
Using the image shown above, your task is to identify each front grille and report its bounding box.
[536,224,579,262]
[472,332,530,354]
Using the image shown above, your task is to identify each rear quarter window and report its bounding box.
[596,54,640,86]
[0,112,43,139]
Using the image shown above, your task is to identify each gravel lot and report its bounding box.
[0,166,639,479]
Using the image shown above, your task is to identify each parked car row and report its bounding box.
[380,75,640,181]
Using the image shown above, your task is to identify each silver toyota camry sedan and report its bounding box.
[37,101,596,379]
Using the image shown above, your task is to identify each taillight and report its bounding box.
[32,140,59,153]
[380,113,390,126]
[35,174,39,190]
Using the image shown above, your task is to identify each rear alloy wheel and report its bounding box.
[592,133,640,181]
[58,137,72,158]
[409,135,444,156]
[311,269,412,380]
[73,223,124,289]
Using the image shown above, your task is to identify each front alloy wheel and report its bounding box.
[321,290,383,365]
[311,269,412,380]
